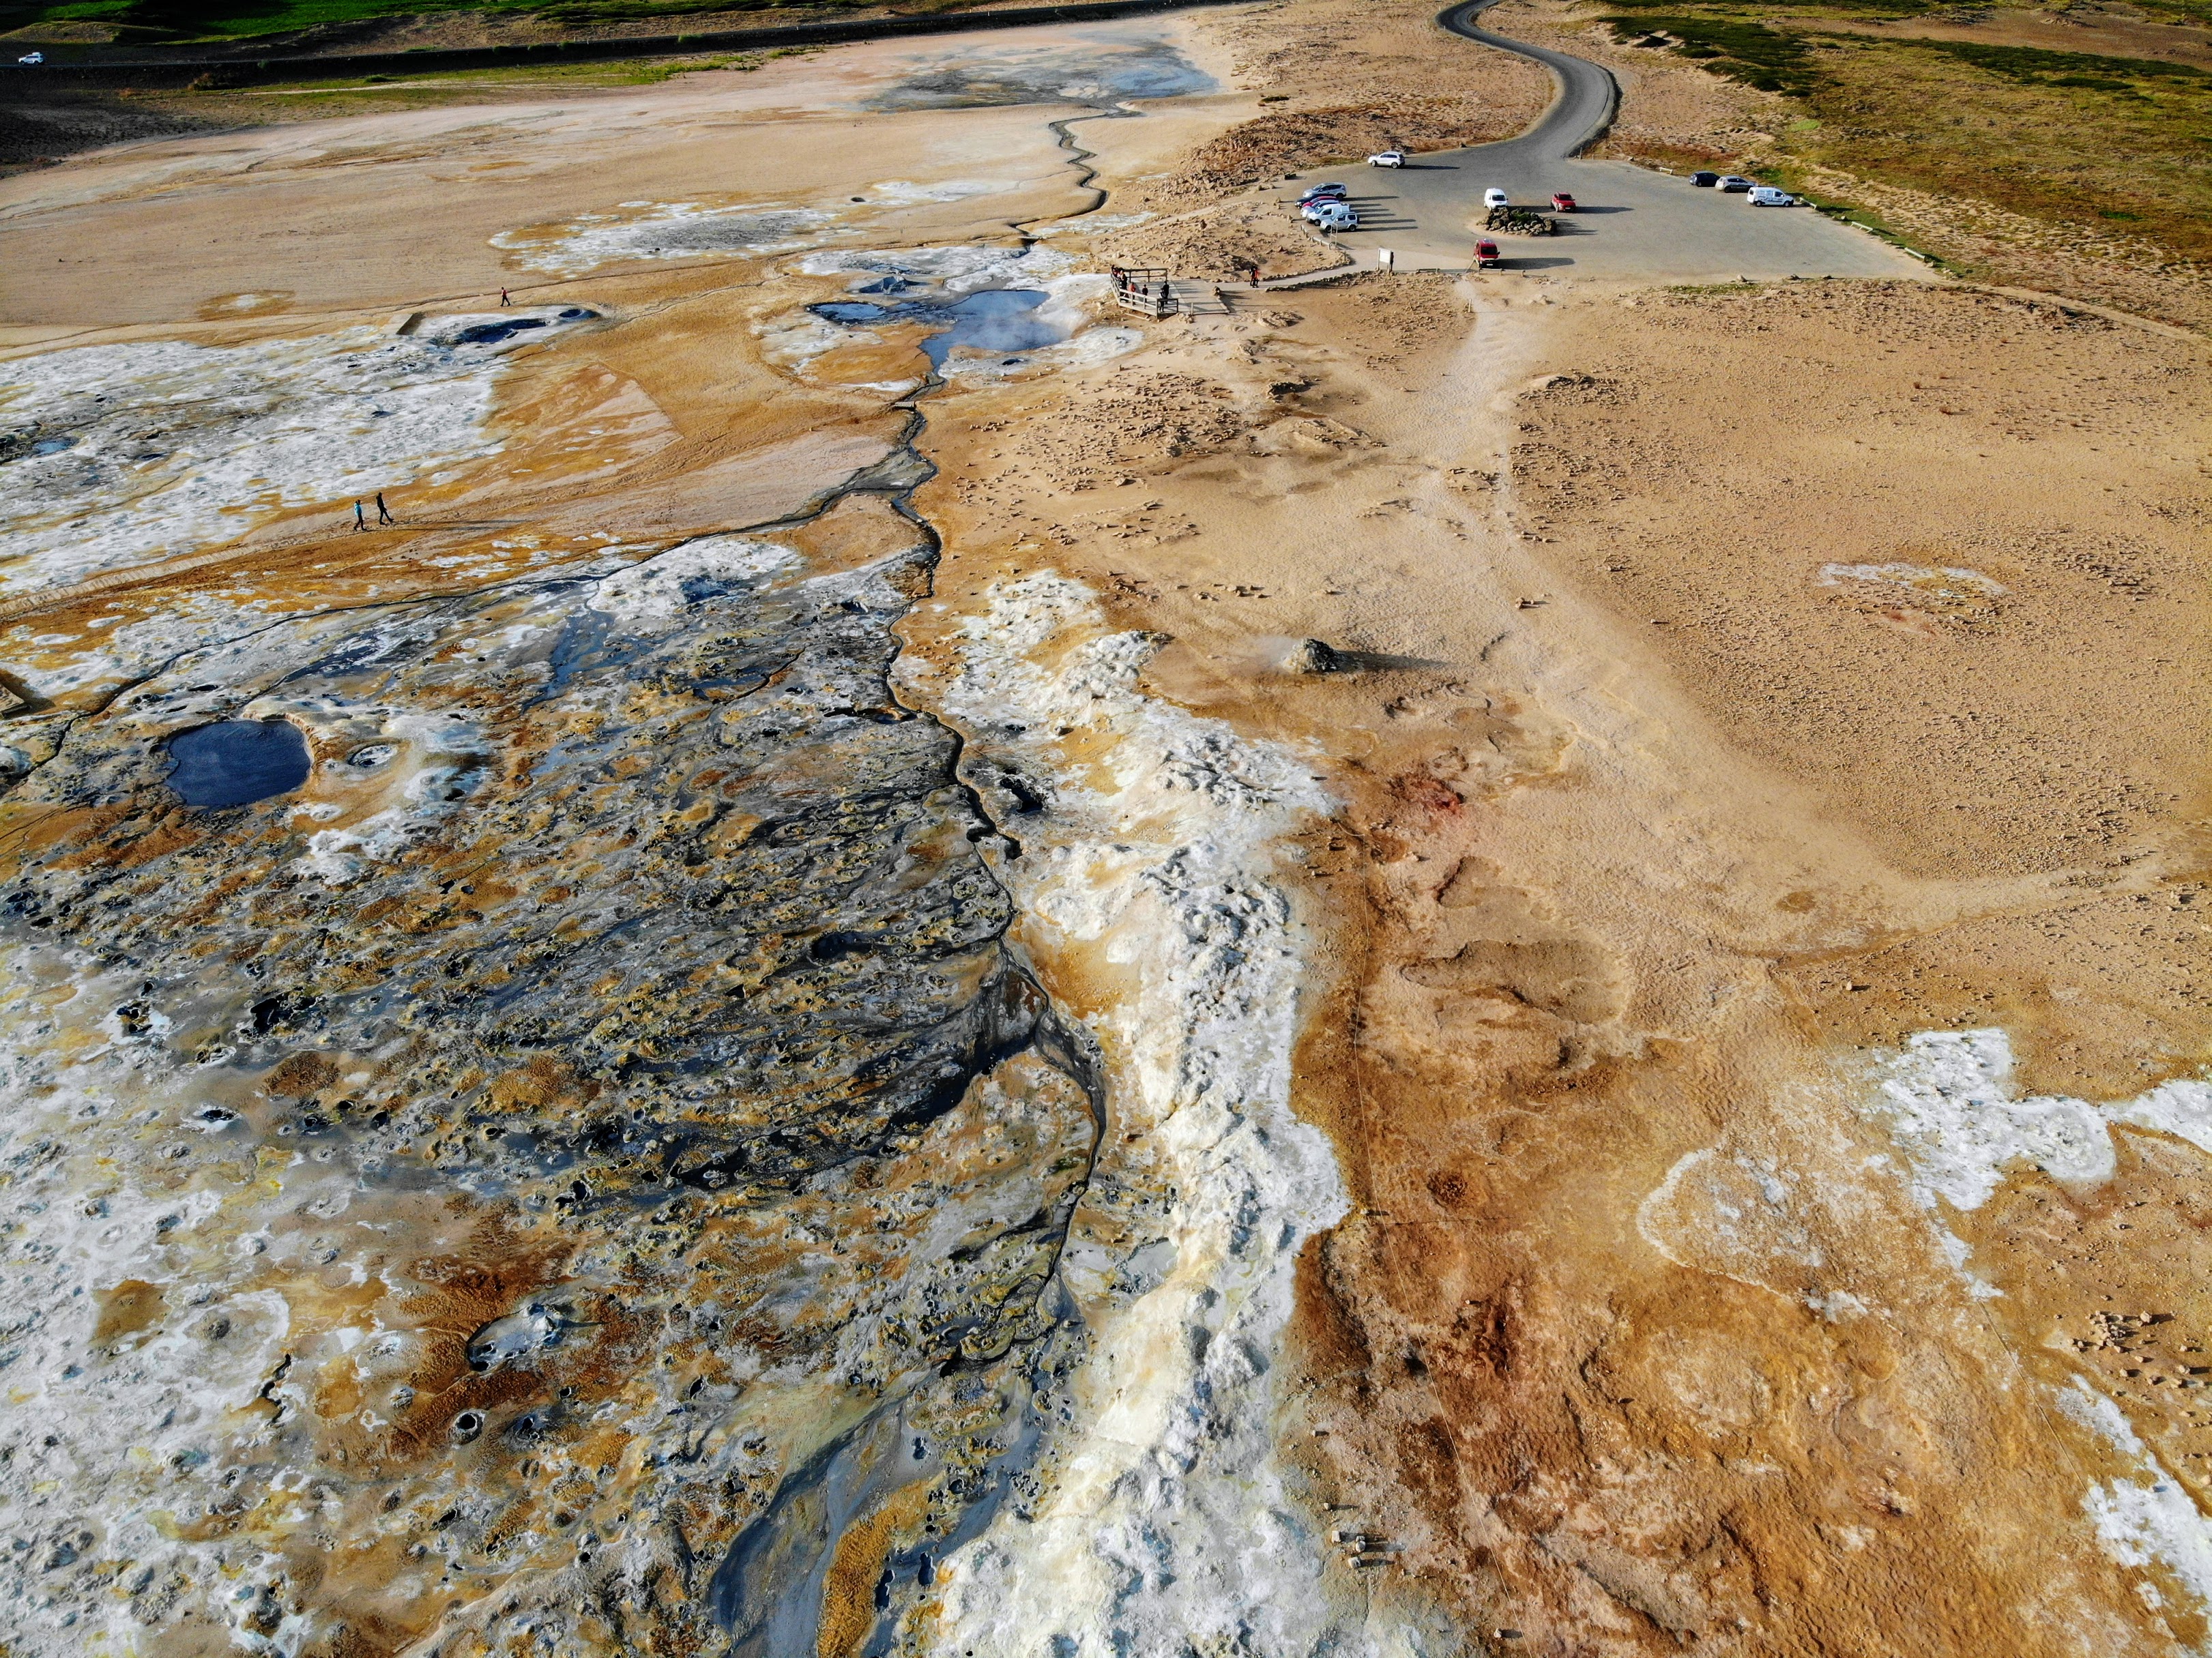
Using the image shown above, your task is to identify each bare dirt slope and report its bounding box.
[901,262,2212,1651]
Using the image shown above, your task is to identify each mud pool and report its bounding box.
[866,36,1214,112]
[811,288,1064,369]
[163,717,311,809]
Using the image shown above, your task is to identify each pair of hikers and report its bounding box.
[351,493,395,531]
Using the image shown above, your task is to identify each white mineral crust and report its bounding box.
[903,571,1397,1656]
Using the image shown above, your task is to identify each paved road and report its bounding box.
[1440,0,1619,165]
[1283,0,1928,282]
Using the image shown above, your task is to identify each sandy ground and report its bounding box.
[4,0,2212,1653]
[0,28,1128,326]
[901,253,2212,1650]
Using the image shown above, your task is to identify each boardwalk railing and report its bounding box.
[1109,269,1179,318]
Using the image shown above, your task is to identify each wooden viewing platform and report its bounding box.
[1110,267,1179,318]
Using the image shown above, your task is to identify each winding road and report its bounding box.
[1285,3,1930,282]
[1439,0,1621,166]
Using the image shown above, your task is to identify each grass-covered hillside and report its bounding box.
[1599,0,2212,265]
[1,0,920,44]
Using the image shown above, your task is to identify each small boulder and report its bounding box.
[1281,637,1347,675]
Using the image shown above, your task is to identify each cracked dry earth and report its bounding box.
[5,4,2212,1658]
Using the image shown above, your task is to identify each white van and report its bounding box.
[1309,201,1358,231]
[1747,186,1796,207]
[1483,187,1511,210]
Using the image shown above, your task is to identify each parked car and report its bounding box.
[1473,238,1502,270]
[16,50,44,63]
[1307,201,1358,231]
[1298,181,1350,204]
[1747,185,1796,206]
[1367,150,1405,168]
[1717,175,1755,192]
[1690,171,1719,188]
[1549,191,1578,212]
[1483,187,1511,210]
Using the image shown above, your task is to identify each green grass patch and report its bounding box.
[1603,6,2212,278]
[1603,13,1821,95]
[256,52,738,83]
[2125,0,2212,25]
[1788,31,2212,262]
[1904,37,2212,87]
[1597,0,1936,12]
[0,0,882,42]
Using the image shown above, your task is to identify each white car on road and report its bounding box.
[17,50,44,63]
[1747,185,1797,206]
[1367,150,1405,168]
[1483,187,1510,210]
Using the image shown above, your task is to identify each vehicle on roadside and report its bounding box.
[1367,150,1405,168]
[1549,191,1578,212]
[16,50,44,63]
[1483,187,1511,210]
[1690,171,1719,188]
[1717,175,1755,192]
[1298,181,1349,204]
[1307,201,1358,231]
[1747,185,1796,206]
[1474,238,1503,269]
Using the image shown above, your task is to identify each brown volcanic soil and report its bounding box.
[903,263,2212,1651]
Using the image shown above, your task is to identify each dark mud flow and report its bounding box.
[0,483,1102,1655]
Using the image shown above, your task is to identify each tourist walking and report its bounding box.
[352,499,366,532]
[375,491,394,526]
[499,288,512,307]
